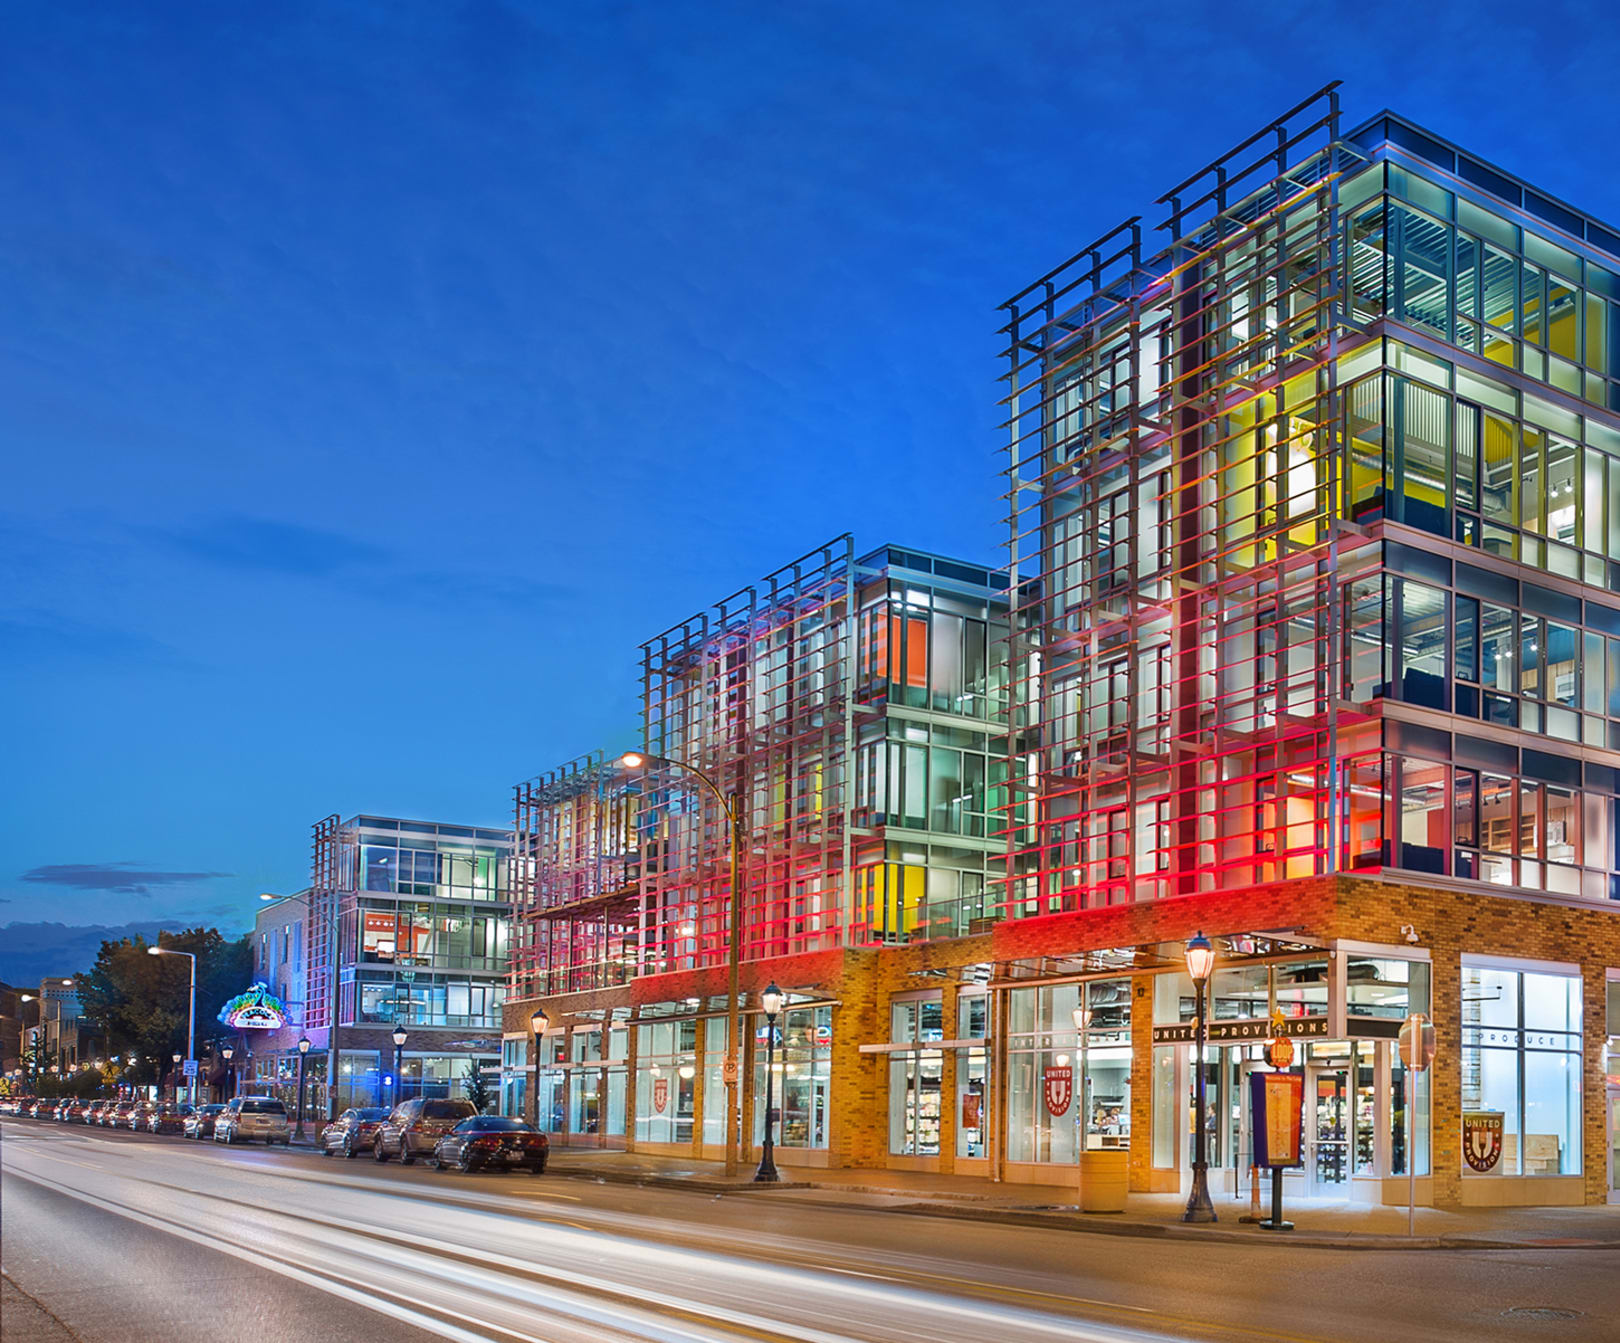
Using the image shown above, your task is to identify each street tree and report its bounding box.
[75,928,251,1088]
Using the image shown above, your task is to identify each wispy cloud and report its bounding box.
[146,516,387,578]
[20,862,233,898]
[401,570,578,610]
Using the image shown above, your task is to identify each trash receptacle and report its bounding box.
[1079,1149,1128,1213]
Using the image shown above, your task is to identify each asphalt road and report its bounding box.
[2,1119,1615,1343]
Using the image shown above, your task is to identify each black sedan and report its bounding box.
[429,1117,548,1174]
[319,1107,391,1158]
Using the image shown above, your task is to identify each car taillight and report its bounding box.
[472,1137,499,1149]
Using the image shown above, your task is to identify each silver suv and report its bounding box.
[215,1095,291,1145]
[373,1098,477,1164]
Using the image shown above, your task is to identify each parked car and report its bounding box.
[82,1101,109,1124]
[184,1104,227,1140]
[101,1101,136,1127]
[214,1095,291,1145]
[373,1098,478,1165]
[320,1107,390,1158]
[60,1100,89,1122]
[430,1116,548,1174]
[149,1103,193,1135]
[126,1102,157,1130]
[14,1099,39,1117]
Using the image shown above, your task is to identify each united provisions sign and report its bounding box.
[1152,1017,1330,1044]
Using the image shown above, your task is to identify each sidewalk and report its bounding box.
[542,1149,1620,1251]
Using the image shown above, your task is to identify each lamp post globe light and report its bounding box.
[529,1007,549,1130]
[391,1026,408,1108]
[1182,931,1217,1224]
[619,749,747,1178]
[295,1036,312,1139]
[753,983,784,1184]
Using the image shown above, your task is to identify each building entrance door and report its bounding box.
[1307,1066,1350,1194]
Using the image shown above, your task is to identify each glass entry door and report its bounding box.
[1307,1067,1350,1193]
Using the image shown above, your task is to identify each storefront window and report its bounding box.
[1461,962,1582,1176]
[1006,980,1130,1163]
[754,1006,831,1150]
[956,995,988,1158]
[888,998,943,1155]
[635,1019,697,1146]
[500,1038,526,1119]
[702,1018,728,1148]
[1346,956,1432,1022]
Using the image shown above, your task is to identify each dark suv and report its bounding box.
[373,1098,478,1165]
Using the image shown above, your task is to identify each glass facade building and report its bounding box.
[288,814,512,1114]
[501,91,1620,1206]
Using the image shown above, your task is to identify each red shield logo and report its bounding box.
[1463,1111,1503,1172]
[653,1078,669,1115]
[1043,1064,1073,1118]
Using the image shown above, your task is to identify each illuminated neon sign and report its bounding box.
[217,982,289,1031]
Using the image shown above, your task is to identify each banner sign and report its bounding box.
[653,1078,669,1114]
[216,982,289,1031]
[961,1092,983,1130]
[1250,1071,1304,1168]
[1042,1064,1073,1117]
[1463,1111,1504,1172]
[1154,1017,1329,1044]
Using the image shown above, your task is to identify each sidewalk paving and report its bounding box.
[542,1148,1620,1251]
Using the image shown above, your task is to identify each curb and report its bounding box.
[760,1190,1620,1252]
[547,1164,810,1194]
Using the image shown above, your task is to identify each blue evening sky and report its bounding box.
[4,1,1618,977]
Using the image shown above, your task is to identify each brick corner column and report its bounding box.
[1128,972,1156,1193]
[1428,945,1463,1208]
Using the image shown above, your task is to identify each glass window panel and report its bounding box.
[1455,595,1479,683]
[1398,580,1447,709]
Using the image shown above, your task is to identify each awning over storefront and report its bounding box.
[989,929,1326,988]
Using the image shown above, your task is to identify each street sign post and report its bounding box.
[182,1059,199,1079]
[1398,1013,1435,1236]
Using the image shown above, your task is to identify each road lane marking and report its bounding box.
[2,1124,1326,1343]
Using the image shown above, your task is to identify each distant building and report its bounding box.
[254,816,513,1116]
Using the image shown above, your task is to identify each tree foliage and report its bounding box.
[74,927,251,1088]
[462,1060,492,1113]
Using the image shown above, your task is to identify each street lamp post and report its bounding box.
[171,1053,183,1104]
[391,1025,407,1108]
[529,1007,549,1130]
[620,750,746,1178]
[1183,931,1217,1224]
[148,942,197,1108]
[754,983,783,1184]
[295,1037,312,1139]
[222,1046,235,1100]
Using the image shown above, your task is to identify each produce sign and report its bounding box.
[217,982,289,1031]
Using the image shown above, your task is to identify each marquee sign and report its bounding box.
[216,982,289,1031]
[1153,1017,1330,1044]
[1463,1111,1504,1173]
[1042,1064,1073,1117]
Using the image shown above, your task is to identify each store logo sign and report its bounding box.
[1042,1064,1073,1117]
[653,1078,669,1114]
[1463,1111,1504,1172]
[217,982,288,1031]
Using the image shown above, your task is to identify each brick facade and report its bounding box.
[506,875,1620,1206]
